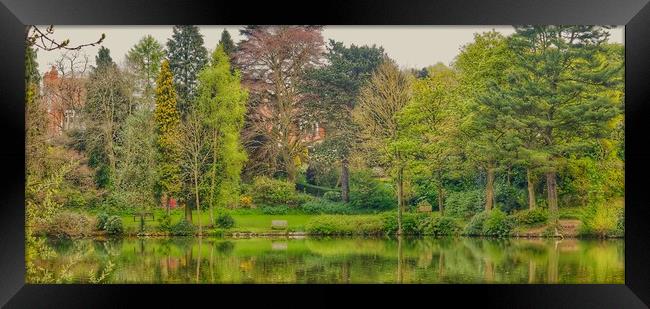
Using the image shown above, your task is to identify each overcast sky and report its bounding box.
[35,25,624,75]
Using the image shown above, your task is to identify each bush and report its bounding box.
[157,212,172,232]
[323,191,342,202]
[580,201,622,237]
[513,208,548,226]
[170,220,196,236]
[463,211,489,236]
[349,170,395,210]
[47,211,93,238]
[305,215,384,235]
[260,205,291,215]
[64,190,87,209]
[96,212,110,230]
[216,212,235,229]
[239,196,253,208]
[430,216,461,236]
[445,189,485,219]
[104,216,123,235]
[495,185,526,213]
[482,209,513,237]
[250,176,307,207]
[301,199,359,214]
[381,212,428,235]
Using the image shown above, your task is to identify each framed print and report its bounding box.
[1,0,649,307]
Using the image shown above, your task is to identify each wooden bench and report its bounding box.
[271,220,288,230]
[133,212,155,222]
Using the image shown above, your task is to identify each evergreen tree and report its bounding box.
[497,26,622,231]
[303,40,384,202]
[197,45,248,224]
[166,25,208,117]
[218,29,236,58]
[127,35,165,109]
[154,60,183,216]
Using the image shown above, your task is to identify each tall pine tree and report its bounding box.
[166,25,208,118]
[154,60,183,216]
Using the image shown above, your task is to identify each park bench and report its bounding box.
[271,220,288,230]
[133,212,155,222]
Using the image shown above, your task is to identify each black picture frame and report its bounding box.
[1,0,649,307]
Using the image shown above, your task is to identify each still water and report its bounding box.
[32,237,624,284]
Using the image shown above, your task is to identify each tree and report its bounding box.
[400,63,462,214]
[25,25,105,51]
[502,26,622,229]
[84,47,132,188]
[154,60,183,217]
[218,29,236,58]
[197,45,248,224]
[236,26,325,182]
[180,109,210,234]
[166,25,208,117]
[354,59,412,234]
[127,35,165,109]
[303,40,384,202]
[453,31,514,212]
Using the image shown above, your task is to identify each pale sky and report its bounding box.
[35,25,624,75]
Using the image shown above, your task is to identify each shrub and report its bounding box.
[431,216,461,236]
[250,176,306,207]
[260,205,291,215]
[301,199,359,214]
[47,211,93,238]
[463,211,489,236]
[99,192,131,213]
[157,212,172,232]
[104,216,124,235]
[483,209,513,237]
[349,170,395,210]
[64,190,87,209]
[580,202,622,238]
[513,208,548,226]
[170,220,196,236]
[96,212,110,230]
[381,212,428,235]
[323,191,342,202]
[305,215,384,235]
[216,212,235,229]
[445,189,485,219]
[239,196,253,208]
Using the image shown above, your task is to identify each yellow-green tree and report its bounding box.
[154,60,183,217]
[197,45,248,224]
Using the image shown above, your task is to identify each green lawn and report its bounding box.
[118,209,314,233]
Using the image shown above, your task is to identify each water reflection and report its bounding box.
[31,236,624,284]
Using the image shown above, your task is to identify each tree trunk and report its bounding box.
[397,166,404,235]
[341,158,350,203]
[527,169,536,209]
[194,167,202,235]
[437,184,444,215]
[485,164,496,211]
[209,129,218,226]
[185,199,193,223]
[546,171,558,223]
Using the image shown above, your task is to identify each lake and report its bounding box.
[31,236,624,284]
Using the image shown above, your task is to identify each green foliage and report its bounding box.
[482,209,514,237]
[495,184,526,213]
[126,35,164,107]
[157,212,172,232]
[154,60,182,202]
[96,213,110,230]
[305,215,384,235]
[349,170,396,210]
[445,189,485,218]
[104,216,124,235]
[296,182,339,197]
[463,211,489,236]
[250,176,307,207]
[323,191,342,202]
[166,25,208,115]
[513,208,548,226]
[301,199,361,215]
[216,212,235,229]
[380,212,428,235]
[46,212,93,238]
[170,220,197,236]
[418,215,461,236]
[580,200,624,238]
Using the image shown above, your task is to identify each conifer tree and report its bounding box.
[166,25,208,117]
[218,29,236,58]
[154,60,183,217]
